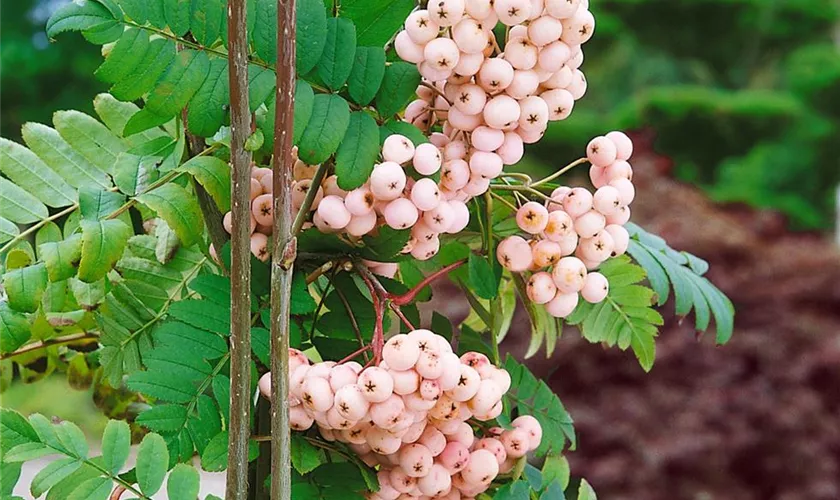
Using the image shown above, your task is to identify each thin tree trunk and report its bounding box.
[226,0,253,498]
[270,1,297,500]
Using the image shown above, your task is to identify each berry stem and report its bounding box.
[530,157,589,187]
[391,260,467,306]
[392,305,416,330]
[337,345,372,365]
[419,81,453,106]
[109,486,126,500]
[358,269,386,363]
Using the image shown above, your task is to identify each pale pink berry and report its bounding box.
[478,58,515,93]
[410,235,441,261]
[430,393,461,421]
[543,65,573,89]
[345,211,377,237]
[527,271,557,305]
[449,364,481,401]
[589,165,607,188]
[445,200,471,233]
[475,438,507,465]
[401,420,428,444]
[469,151,504,179]
[420,379,442,401]
[326,407,356,430]
[515,202,549,234]
[518,126,546,145]
[512,415,543,449]
[610,178,635,205]
[495,0,532,25]
[250,233,270,262]
[390,369,421,396]
[316,195,352,230]
[223,211,257,235]
[454,50,485,76]
[461,449,500,485]
[449,421,476,448]
[562,187,594,218]
[371,394,406,429]
[367,427,403,455]
[561,9,595,45]
[447,106,483,132]
[344,187,375,216]
[429,0,465,27]
[411,220,437,242]
[537,41,572,72]
[308,362,334,379]
[334,385,370,421]
[418,425,447,456]
[606,205,631,225]
[376,472,401,500]
[451,84,486,116]
[329,364,358,392]
[528,0,545,19]
[322,175,346,198]
[383,134,416,164]
[468,379,503,414]
[466,0,494,19]
[444,140,468,160]
[541,88,575,121]
[404,99,430,124]
[301,376,334,413]
[415,349,444,379]
[405,10,439,44]
[292,179,324,211]
[422,201,454,232]
[424,38,460,72]
[409,178,441,211]
[544,290,579,318]
[412,143,442,175]
[579,231,614,262]
[604,160,633,182]
[438,442,470,473]
[544,209,575,241]
[383,334,422,371]
[357,367,394,403]
[249,178,263,201]
[545,0,581,19]
[574,210,606,239]
[552,256,587,293]
[471,126,505,152]
[496,235,534,272]
[606,131,633,160]
[389,468,417,494]
[532,240,562,268]
[483,95,521,129]
[437,352,462,391]
[418,464,451,497]
[506,69,540,99]
[496,131,525,165]
[462,175,491,197]
[290,406,315,431]
[505,37,539,70]
[429,132,450,148]
[528,15,563,46]
[383,198,419,229]
[419,61,452,82]
[581,271,609,303]
[567,69,588,100]
[251,166,271,181]
[604,224,629,256]
[258,372,271,399]
[292,160,316,180]
[587,136,618,168]
[501,428,531,458]
[370,162,407,201]
[452,18,488,54]
[593,185,622,216]
[518,96,549,132]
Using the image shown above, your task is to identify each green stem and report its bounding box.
[290,162,329,235]
[0,332,99,361]
[530,157,588,187]
[0,203,79,255]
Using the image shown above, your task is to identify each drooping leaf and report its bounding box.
[53,110,126,175]
[46,0,115,38]
[110,38,177,102]
[347,47,386,106]
[334,112,380,190]
[186,58,230,138]
[178,156,231,212]
[375,62,421,119]
[21,123,112,191]
[145,50,211,119]
[297,94,351,164]
[296,0,328,74]
[317,18,357,90]
[137,184,204,247]
[0,138,77,208]
[94,94,168,145]
[339,0,414,47]
[78,219,132,283]
[38,235,83,283]
[3,263,48,313]
[136,433,169,496]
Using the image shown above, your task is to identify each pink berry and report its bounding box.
[512,415,543,449]
[606,131,633,160]
[429,0,465,27]
[466,0,494,19]
[537,41,572,72]
[468,379,503,414]
[471,126,504,152]
[501,428,531,458]
[410,235,441,261]
[383,334,422,371]
[518,126,545,145]
[475,438,507,465]
[532,240,562,268]
[250,233,270,262]
[357,367,394,403]
[527,271,558,304]
[412,143,443,175]
[401,420,428,444]
[496,131,525,165]
[495,0,532,25]
[574,210,606,239]
[543,65,573,89]
[420,379,442,401]
[444,140,468,160]
[544,210,575,241]
[447,106,483,132]
[562,187,594,218]
[345,187,375,216]
[545,0,581,19]
[462,175,491,196]
[316,195,352,230]
[544,290,579,318]
[589,165,607,188]
[541,88,575,121]
[578,231,614,262]
[516,202,550,234]
[367,427,403,455]
[505,69,540,99]
[581,271,609,303]
[421,202,452,232]
[383,134,416,164]
[445,200,471,233]
[606,205,631,225]
[410,178,442,211]
[469,151,504,179]
[405,10,439,44]
[452,18,487,54]
[454,50,485,76]
[483,95,521,129]
[424,38,461,72]
[561,9,595,45]
[505,37,539,70]
[438,442,471,473]
[552,256,587,293]
[528,15,563,46]
[604,224,629,256]
[587,136,618,168]
[334,385,370,421]
[518,96,549,132]
[419,61,452,82]
[390,369,421,396]
[415,349,444,379]
[290,406,315,431]
[609,178,635,205]
[345,211,377,237]
[478,58,515,93]
[389,468,417,494]
[461,449,499,485]
[604,160,633,182]
[449,364,481,401]
[371,394,407,429]
[567,69,588,100]
[329,364,359,392]
[418,464,451,497]
[496,235,534,272]
[593,185,622,216]
[418,425,447,456]
[301,376,334,412]
[370,162,407,201]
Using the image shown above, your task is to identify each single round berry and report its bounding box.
[578,230,614,262]
[604,224,629,256]
[501,428,531,458]
[472,126,506,152]
[516,202,550,234]
[454,50,485,76]
[552,256,588,293]
[593,185,622,216]
[469,151,504,179]
[405,10,439,44]
[317,195,352,230]
[527,271,558,304]
[604,160,633,182]
[606,131,633,160]
[506,69,540,99]
[495,0,532,26]
[545,0,581,18]
[344,187,375,216]
[452,18,488,54]
[438,442,470,473]
[461,449,500,485]
[429,0,465,27]
[496,236,534,272]
[345,211,377,237]
[383,134,416,164]
[424,38,461,71]
[496,131,525,165]
[478,58,515,93]
[581,271,609,303]
[383,334,422,371]
[505,37,539,70]
[587,136,618,168]
[544,290,579,318]
[483,95,521,129]
[445,200,471,233]
[544,209,575,241]
[390,368,421,396]
[383,198,419,230]
[250,233,270,262]
[357,367,394,403]
[610,177,636,205]
[528,15,563,46]
[561,8,595,45]
[370,162,407,201]
[541,88,575,121]
[518,95,550,132]
[562,187,594,218]
[412,143,443,175]
[574,210,606,239]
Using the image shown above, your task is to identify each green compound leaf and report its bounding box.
[291,434,327,474]
[39,234,83,282]
[137,184,204,247]
[46,0,115,38]
[297,94,351,165]
[136,404,189,434]
[78,188,126,220]
[77,219,132,283]
[101,420,130,475]
[334,112,380,191]
[0,303,31,354]
[191,0,225,47]
[164,0,192,36]
[113,152,159,196]
[53,110,127,176]
[110,38,177,102]
[178,156,232,212]
[296,0,328,74]
[167,464,200,500]
[95,28,150,84]
[136,433,169,496]
[31,457,82,498]
[253,0,278,63]
[0,177,48,225]
[375,62,421,119]
[468,252,498,300]
[66,476,112,500]
[339,0,414,47]
[625,223,735,344]
[21,123,112,191]
[0,138,77,208]
[187,58,230,138]
[347,47,386,106]
[3,263,48,313]
[145,50,211,119]
[317,17,357,90]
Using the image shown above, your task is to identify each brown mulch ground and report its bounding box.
[431,132,840,499]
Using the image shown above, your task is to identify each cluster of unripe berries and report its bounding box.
[397,0,594,170]
[258,330,543,499]
[497,131,635,318]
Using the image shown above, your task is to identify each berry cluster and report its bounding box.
[397,0,594,168]
[497,131,634,317]
[259,329,542,499]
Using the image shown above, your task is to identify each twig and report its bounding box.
[530,157,589,187]
[392,306,416,330]
[332,284,369,358]
[419,81,453,106]
[391,260,466,306]
[0,203,78,255]
[269,1,298,500]
[306,261,335,284]
[0,332,99,361]
[109,486,126,500]
[291,162,329,235]
[226,0,253,497]
[337,345,372,364]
